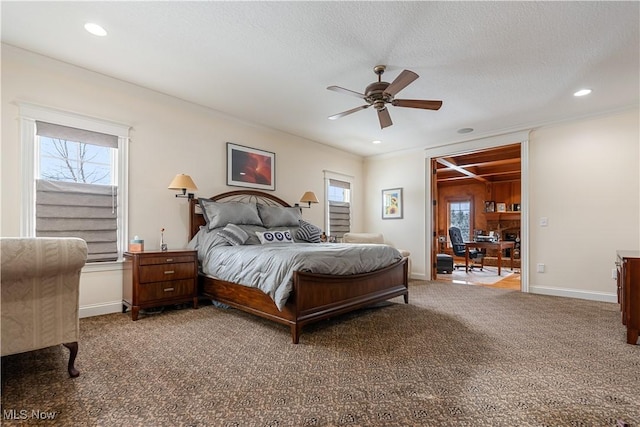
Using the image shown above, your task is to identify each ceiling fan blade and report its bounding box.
[392,99,443,110]
[384,69,419,97]
[327,85,366,99]
[328,104,370,120]
[378,108,393,129]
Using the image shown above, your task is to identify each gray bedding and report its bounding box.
[190,229,402,310]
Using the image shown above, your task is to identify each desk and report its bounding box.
[464,241,515,275]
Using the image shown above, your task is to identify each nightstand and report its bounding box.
[122,249,198,320]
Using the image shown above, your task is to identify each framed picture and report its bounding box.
[382,188,403,219]
[227,142,275,191]
[484,201,496,213]
[496,202,507,212]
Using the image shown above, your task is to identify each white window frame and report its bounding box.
[323,170,354,237]
[19,102,130,269]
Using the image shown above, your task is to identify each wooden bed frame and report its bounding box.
[189,190,408,343]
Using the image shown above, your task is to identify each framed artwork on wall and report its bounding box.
[382,188,403,219]
[227,142,275,191]
[484,201,496,213]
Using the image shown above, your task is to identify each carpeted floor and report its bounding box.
[2,280,639,426]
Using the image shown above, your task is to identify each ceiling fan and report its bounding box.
[327,65,442,129]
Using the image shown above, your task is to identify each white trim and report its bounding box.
[322,170,354,181]
[18,101,130,137]
[519,139,530,293]
[81,260,123,273]
[117,136,129,261]
[79,301,123,318]
[425,130,531,287]
[529,286,617,304]
[425,130,531,158]
[20,118,36,236]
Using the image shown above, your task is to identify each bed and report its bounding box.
[188,190,408,343]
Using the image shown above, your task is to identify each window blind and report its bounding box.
[36,121,118,148]
[36,179,118,262]
[328,201,351,238]
[329,178,350,189]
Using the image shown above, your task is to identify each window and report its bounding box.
[324,171,353,239]
[448,200,472,243]
[20,103,129,263]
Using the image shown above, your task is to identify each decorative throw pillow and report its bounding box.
[199,198,263,230]
[217,223,250,246]
[296,220,322,243]
[256,230,295,244]
[257,204,301,228]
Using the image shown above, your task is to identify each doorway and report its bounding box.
[429,142,525,290]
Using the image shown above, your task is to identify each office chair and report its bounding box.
[449,226,484,270]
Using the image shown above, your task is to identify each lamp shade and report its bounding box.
[300,191,319,205]
[168,174,198,191]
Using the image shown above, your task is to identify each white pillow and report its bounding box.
[256,230,294,244]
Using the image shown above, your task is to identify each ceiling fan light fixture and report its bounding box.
[327,65,442,130]
[573,88,592,97]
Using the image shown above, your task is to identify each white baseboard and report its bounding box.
[79,301,122,318]
[409,272,426,280]
[529,285,617,303]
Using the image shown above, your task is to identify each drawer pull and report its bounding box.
[164,270,175,275]
[164,287,175,292]
[166,258,174,262]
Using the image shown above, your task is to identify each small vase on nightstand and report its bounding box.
[160,228,167,251]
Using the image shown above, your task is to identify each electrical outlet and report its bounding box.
[537,263,545,273]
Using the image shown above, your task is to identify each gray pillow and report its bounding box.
[235,224,267,245]
[296,220,322,243]
[218,223,250,246]
[257,204,301,228]
[199,199,263,230]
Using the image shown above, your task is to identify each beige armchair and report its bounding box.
[342,232,411,258]
[1,237,87,377]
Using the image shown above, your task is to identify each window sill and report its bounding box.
[82,260,124,273]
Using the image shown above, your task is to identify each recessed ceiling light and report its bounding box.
[372,140,382,144]
[574,89,592,97]
[84,23,107,37]
[457,128,474,134]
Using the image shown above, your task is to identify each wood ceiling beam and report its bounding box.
[437,157,488,183]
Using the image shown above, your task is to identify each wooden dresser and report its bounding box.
[123,249,198,320]
[616,250,640,345]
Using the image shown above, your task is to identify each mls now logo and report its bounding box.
[3,409,58,420]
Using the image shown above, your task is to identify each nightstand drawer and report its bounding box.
[139,255,195,265]
[138,279,194,301]
[139,262,195,283]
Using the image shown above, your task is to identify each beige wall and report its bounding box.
[3,44,638,315]
[528,110,640,299]
[363,152,427,278]
[1,45,363,316]
[365,110,640,300]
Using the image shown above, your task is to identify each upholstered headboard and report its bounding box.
[188,190,292,240]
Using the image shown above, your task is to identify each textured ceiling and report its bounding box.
[2,2,638,157]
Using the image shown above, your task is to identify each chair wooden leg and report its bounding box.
[62,342,80,378]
